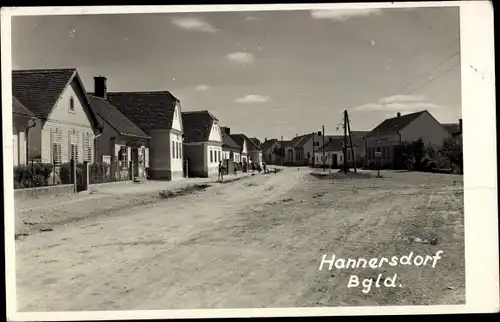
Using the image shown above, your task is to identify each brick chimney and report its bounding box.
[94,76,107,99]
[459,118,462,134]
[222,127,230,135]
[397,112,401,118]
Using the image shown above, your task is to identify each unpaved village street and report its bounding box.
[15,168,465,311]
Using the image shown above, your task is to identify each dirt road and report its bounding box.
[15,168,464,311]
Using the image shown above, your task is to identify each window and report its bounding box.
[175,142,179,159]
[69,130,79,162]
[218,150,221,162]
[179,144,182,159]
[69,97,75,113]
[51,128,62,164]
[83,132,92,162]
[210,150,213,163]
[172,141,176,159]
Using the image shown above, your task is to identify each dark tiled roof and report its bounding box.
[89,96,148,138]
[261,139,278,151]
[314,139,344,153]
[182,110,218,143]
[106,91,179,132]
[365,110,426,138]
[442,123,461,135]
[222,132,240,150]
[12,69,76,119]
[290,133,314,148]
[278,140,293,148]
[12,96,34,117]
[231,134,261,151]
[249,137,261,148]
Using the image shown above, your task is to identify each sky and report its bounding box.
[11,6,462,141]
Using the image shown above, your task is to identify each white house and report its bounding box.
[182,110,223,178]
[364,110,452,168]
[12,69,103,165]
[314,138,345,168]
[105,89,184,180]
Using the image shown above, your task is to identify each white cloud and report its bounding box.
[235,94,269,104]
[171,17,218,33]
[379,95,427,104]
[245,16,259,21]
[310,9,382,21]
[226,52,255,64]
[195,84,210,91]
[353,95,440,113]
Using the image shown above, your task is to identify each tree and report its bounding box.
[439,138,463,174]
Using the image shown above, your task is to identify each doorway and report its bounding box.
[131,148,139,179]
[333,154,338,168]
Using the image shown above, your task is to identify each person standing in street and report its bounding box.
[218,160,224,181]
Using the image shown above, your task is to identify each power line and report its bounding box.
[399,62,460,98]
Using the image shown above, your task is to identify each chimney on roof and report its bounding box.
[459,118,462,134]
[264,138,267,142]
[317,131,322,136]
[397,112,401,118]
[94,76,107,100]
[222,127,230,135]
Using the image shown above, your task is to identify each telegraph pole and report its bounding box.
[322,125,325,172]
[343,110,348,173]
[280,135,284,168]
[346,111,357,173]
[312,132,315,168]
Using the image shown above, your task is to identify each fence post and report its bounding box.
[83,161,89,191]
[70,159,77,193]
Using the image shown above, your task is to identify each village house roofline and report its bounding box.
[12,68,103,134]
[181,110,220,143]
[104,91,180,132]
[261,138,278,150]
[364,110,428,139]
[89,96,149,139]
[222,131,241,150]
[12,96,35,118]
[230,134,262,151]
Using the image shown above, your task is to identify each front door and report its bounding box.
[131,148,139,178]
[333,154,338,168]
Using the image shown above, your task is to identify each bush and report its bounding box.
[13,162,55,189]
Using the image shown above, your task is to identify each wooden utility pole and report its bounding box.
[312,132,315,168]
[322,125,325,172]
[281,135,284,168]
[343,110,348,173]
[346,111,357,173]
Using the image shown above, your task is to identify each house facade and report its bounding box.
[182,110,223,178]
[279,132,337,166]
[104,86,184,181]
[221,127,241,162]
[314,139,345,168]
[231,133,262,167]
[12,69,103,165]
[261,139,279,164]
[364,110,452,168]
[90,77,150,180]
[12,96,37,166]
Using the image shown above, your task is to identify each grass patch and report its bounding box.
[158,183,212,199]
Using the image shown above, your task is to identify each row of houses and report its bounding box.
[12,68,263,181]
[259,110,462,169]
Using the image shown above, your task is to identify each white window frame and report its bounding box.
[69,130,79,163]
[52,128,62,165]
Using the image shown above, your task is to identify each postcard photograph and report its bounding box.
[2,1,498,319]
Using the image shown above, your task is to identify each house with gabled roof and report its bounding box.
[12,69,103,165]
[314,138,345,168]
[89,77,150,180]
[182,110,223,178]
[231,133,262,168]
[261,138,280,165]
[364,110,452,168]
[221,127,241,163]
[97,78,184,181]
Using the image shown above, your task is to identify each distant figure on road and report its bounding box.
[218,161,224,181]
